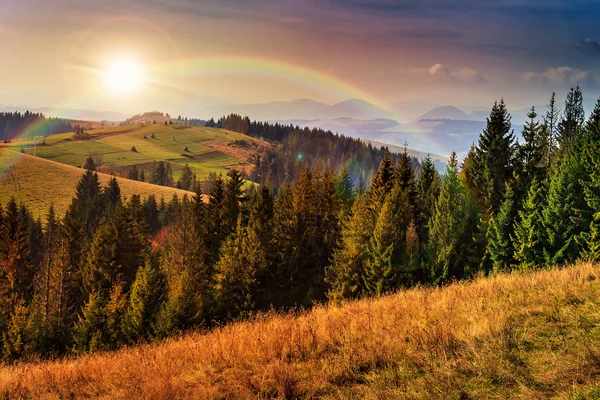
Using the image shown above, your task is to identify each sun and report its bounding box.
[103,58,144,94]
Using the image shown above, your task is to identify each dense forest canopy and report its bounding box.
[0,111,72,141]
[0,86,599,363]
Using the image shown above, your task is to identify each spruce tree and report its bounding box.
[363,196,396,296]
[473,99,516,213]
[428,153,470,284]
[123,261,166,342]
[73,292,108,354]
[557,85,584,156]
[369,152,394,204]
[543,159,577,265]
[487,185,517,273]
[512,178,547,269]
[326,195,374,300]
[418,154,441,243]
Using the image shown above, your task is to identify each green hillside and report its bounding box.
[1,123,270,182]
[0,149,193,219]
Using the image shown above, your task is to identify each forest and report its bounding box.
[0,111,73,141]
[0,86,598,362]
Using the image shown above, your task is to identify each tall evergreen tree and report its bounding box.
[512,178,547,269]
[363,196,396,296]
[123,261,166,342]
[473,99,516,213]
[487,185,517,273]
[557,85,584,156]
[428,153,470,284]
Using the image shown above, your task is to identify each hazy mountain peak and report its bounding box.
[419,106,469,121]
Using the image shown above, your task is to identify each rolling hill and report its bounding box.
[1,123,271,183]
[1,263,599,398]
[0,149,193,219]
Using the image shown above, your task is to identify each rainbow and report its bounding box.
[5,15,442,162]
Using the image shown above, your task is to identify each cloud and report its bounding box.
[576,38,600,56]
[523,66,596,87]
[411,63,485,83]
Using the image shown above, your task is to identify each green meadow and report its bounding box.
[2,124,262,182]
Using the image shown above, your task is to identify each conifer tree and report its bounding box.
[473,99,516,213]
[512,178,547,269]
[326,195,374,300]
[487,185,516,273]
[223,169,245,234]
[418,154,441,242]
[128,165,139,181]
[363,196,396,296]
[123,261,166,342]
[428,153,470,284]
[83,156,96,171]
[102,177,121,216]
[215,218,259,320]
[73,292,107,354]
[542,92,559,169]
[369,152,394,204]
[557,85,584,156]
[156,270,202,337]
[543,159,577,265]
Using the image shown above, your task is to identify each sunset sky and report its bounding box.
[1,0,599,118]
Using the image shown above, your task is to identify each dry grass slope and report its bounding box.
[0,149,193,219]
[1,264,600,399]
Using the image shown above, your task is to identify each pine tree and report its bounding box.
[326,195,374,300]
[122,261,166,342]
[512,178,547,269]
[128,165,139,181]
[557,85,584,156]
[542,92,559,169]
[70,170,103,239]
[363,196,396,296]
[215,218,260,320]
[543,159,577,265]
[155,270,202,337]
[73,292,107,354]
[223,169,245,234]
[0,199,34,303]
[514,107,545,198]
[487,185,517,273]
[369,152,394,204]
[83,156,96,171]
[335,166,354,208]
[428,153,470,284]
[418,154,441,242]
[177,164,194,191]
[102,177,121,217]
[473,99,516,213]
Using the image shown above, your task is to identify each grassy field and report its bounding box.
[0,124,269,182]
[0,149,193,219]
[1,263,600,399]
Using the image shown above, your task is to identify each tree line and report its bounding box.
[0,111,73,141]
[0,87,599,362]
[215,113,417,189]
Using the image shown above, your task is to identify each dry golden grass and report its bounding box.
[2,264,600,399]
[0,149,195,219]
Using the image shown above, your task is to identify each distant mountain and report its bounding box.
[200,98,393,121]
[419,106,469,121]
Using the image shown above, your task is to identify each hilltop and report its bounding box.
[0,149,192,219]
[1,123,271,182]
[1,263,599,399]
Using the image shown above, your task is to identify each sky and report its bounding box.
[1,0,599,119]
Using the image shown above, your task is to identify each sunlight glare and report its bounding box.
[104,58,144,95]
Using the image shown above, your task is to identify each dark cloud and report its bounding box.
[576,38,600,56]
